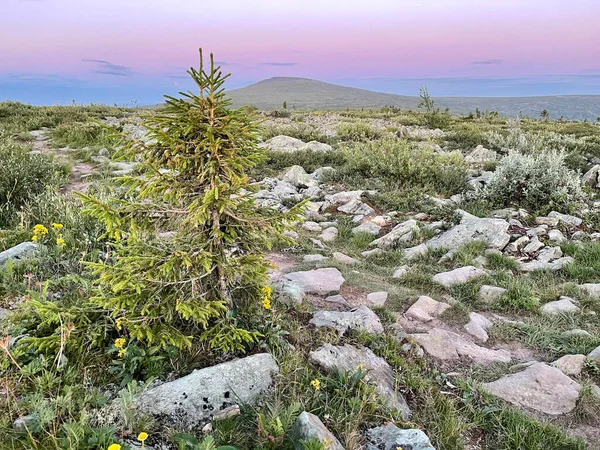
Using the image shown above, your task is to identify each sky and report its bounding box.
[1,0,600,105]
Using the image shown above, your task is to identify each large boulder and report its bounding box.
[582,164,600,188]
[310,306,383,335]
[309,344,411,419]
[426,218,510,251]
[366,423,435,450]
[540,297,580,315]
[433,266,487,288]
[0,242,38,266]
[282,165,318,188]
[548,211,583,228]
[135,353,278,428]
[370,220,419,249]
[293,412,344,450]
[260,135,305,152]
[404,296,451,322]
[483,362,581,415]
[282,268,345,299]
[300,141,333,152]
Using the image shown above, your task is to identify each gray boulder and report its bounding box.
[283,165,318,188]
[540,297,580,315]
[426,218,510,252]
[300,141,333,152]
[309,344,411,419]
[366,423,435,450]
[433,266,487,288]
[135,353,278,428]
[293,412,344,450]
[310,305,383,335]
[370,220,419,249]
[548,211,582,227]
[260,135,305,152]
[465,145,497,164]
[352,222,381,236]
[582,164,600,188]
[283,268,345,298]
[0,242,38,266]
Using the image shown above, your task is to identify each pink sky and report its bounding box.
[1,0,600,104]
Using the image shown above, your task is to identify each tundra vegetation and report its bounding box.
[1,54,600,450]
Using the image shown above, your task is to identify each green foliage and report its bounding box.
[174,434,238,450]
[267,109,291,118]
[566,242,600,282]
[51,121,121,149]
[495,278,540,312]
[336,121,382,142]
[481,150,585,213]
[0,141,68,227]
[258,149,345,175]
[80,50,302,352]
[418,86,451,129]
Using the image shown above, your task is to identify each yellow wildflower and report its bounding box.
[51,223,64,231]
[138,432,148,442]
[310,379,321,391]
[261,285,272,310]
[56,234,66,248]
[114,338,126,349]
[118,348,126,358]
[115,318,123,330]
[107,445,121,450]
[32,224,48,242]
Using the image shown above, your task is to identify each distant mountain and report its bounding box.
[228,77,600,121]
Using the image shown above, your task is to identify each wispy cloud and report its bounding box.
[259,62,300,66]
[472,59,503,65]
[215,60,238,66]
[82,59,136,76]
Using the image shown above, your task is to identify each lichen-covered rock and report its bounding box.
[283,268,345,297]
[433,266,487,288]
[404,296,450,322]
[426,218,510,251]
[479,285,507,304]
[282,165,318,188]
[310,305,383,335]
[548,211,583,227]
[370,220,419,249]
[135,353,278,428]
[540,297,580,315]
[465,145,498,164]
[365,423,435,450]
[0,242,38,266]
[260,135,305,152]
[293,411,344,450]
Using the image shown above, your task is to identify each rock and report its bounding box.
[412,328,512,364]
[504,236,529,253]
[551,354,587,376]
[338,199,375,216]
[303,254,327,263]
[523,237,544,254]
[332,252,358,265]
[465,145,498,164]
[571,230,588,240]
[283,165,318,188]
[311,167,336,181]
[302,221,322,232]
[0,307,10,321]
[293,411,344,450]
[300,141,333,152]
[537,246,563,263]
[135,353,278,428]
[324,294,352,309]
[283,268,345,300]
[319,227,338,242]
[365,423,435,450]
[362,248,384,258]
[302,185,324,199]
[325,190,365,205]
[310,238,326,249]
[260,135,305,152]
[371,215,392,227]
[535,216,560,227]
[479,285,507,304]
[404,296,451,322]
[540,297,580,315]
[309,344,411,419]
[403,243,428,261]
[527,225,548,237]
[310,306,383,335]
[563,329,591,337]
[580,283,600,298]
[464,312,493,342]
[588,345,600,364]
[366,291,388,308]
[13,414,37,431]
[370,220,419,249]
[433,266,487,288]
[0,242,38,266]
[519,256,573,272]
[426,218,510,252]
[548,211,583,227]
[352,222,381,236]
[582,164,600,188]
[483,362,581,415]
[273,181,300,200]
[393,265,410,279]
[548,229,567,244]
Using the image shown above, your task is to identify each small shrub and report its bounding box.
[266,109,291,118]
[496,278,540,312]
[336,121,382,142]
[481,150,585,213]
[51,122,120,149]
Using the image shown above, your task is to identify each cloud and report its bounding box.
[259,62,300,66]
[472,59,503,65]
[82,59,136,76]
[215,60,238,66]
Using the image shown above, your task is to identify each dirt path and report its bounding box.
[30,129,95,194]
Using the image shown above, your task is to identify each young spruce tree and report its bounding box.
[81,50,301,352]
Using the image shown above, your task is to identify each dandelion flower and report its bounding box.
[114,338,126,348]
[107,444,121,450]
[310,379,321,391]
[138,432,148,441]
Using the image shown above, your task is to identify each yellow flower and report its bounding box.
[138,432,148,442]
[118,348,126,358]
[114,338,126,349]
[115,318,123,330]
[56,234,66,248]
[32,224,49,242]
[261,285,272,310]
[51,223,64,231]
[310,379,321,391]
[107,445,121,450]
[262,296,271,310]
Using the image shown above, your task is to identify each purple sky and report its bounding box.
[2,0,600,104]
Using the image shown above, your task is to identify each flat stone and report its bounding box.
[370,220,419,249]
[548,229,567,244]
[352,222,381,236]
[393,265,410,279]
[540,297,580,315]
[325,190,365,205]
[302,221,322,232]
[433,266,487,288]
[0,242,38,266]
[260,135,305,152]
[135,353,278,428]
[551,354,587,376]
[283,268,345,298]
[324,294,352,309]
[479,285,507,304]
[366,423,435,450]
[483,362,581,415]
[303,254,327,263]
[405,296,451,322]
[412,328,511,364]
[309,344,411,419]
[562,329,591,337]
[519,257,573,272]
[548,211,583,227]
[464,312,493,342]
[300,141,333,152]
[366,291,388,308]
[338,199,375,216]
[332,251,359,265]
[319,227,339,242]
[403,243,428,261]
[426,217,510,252]
[535,216,560,227]
[310,305,383,335]
[580,283,600,298]
[293,411,344,450]
[537,246,563,263]
[362,248,384,258]
[523,237,544,254]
